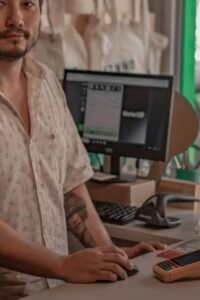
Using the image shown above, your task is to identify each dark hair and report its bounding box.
[39,0,44,9]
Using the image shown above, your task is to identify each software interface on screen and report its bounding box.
[64,71,173,162]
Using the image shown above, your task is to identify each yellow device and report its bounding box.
[153,249,200,283]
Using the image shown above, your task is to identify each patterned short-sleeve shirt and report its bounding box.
[0,56,93,300]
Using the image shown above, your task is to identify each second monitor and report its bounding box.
[63,70,174,177]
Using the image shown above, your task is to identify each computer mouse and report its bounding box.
[124,265,139,278]
[97,265,139,283]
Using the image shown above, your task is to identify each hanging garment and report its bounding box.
[65,0,96,14]
[84,0,147,73]
[111,0,134,22]
[32,0,88,79]
[31,0,66,78]
[131,0,169,74]
[62,24,88,70]
[84,0,168,74]
[148,31,168,74]
[32,31,65,79]
[44,0,66,32]
[100,21,147,73]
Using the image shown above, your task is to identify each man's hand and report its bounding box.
[123,241,167,259]
[59,245,134,283]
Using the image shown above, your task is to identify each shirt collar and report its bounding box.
[23,55,46,82]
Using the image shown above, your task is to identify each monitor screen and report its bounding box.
[63,70,174,164]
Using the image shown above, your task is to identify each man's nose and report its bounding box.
[5,6,24,28]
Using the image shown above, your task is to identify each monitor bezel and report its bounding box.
[63,69,174,162]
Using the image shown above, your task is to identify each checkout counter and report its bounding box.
[21,208,200,300]
[31,55,200,300]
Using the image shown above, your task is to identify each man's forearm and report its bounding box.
[0,220,63,279]
[64,184,112,248]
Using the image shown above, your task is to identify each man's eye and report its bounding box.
[23,1,35,8]
[0,1,6,7]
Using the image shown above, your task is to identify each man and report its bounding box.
[0,1,165,299]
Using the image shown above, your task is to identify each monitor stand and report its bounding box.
[92,154,137,184]
[92,171,137,183]
[105,173,137,183]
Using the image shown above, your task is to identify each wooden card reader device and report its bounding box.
[153,250,200,283]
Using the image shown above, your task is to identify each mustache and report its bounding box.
[0,28,30,39]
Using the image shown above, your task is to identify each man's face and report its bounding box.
[0,0,41,61]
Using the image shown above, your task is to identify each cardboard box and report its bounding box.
[87,179,156,207]
[157,177,200,211]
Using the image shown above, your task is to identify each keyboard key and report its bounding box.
[94,201,137,225]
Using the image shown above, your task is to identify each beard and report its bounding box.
[0,26,40,61]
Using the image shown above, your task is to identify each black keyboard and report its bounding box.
[94,201,138,225]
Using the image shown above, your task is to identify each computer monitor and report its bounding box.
[63,70,174,176]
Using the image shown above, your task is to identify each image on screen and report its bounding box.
[84,83,123,142]
[63,70,173,162]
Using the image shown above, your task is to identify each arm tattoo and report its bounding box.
[64,192,96,248]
